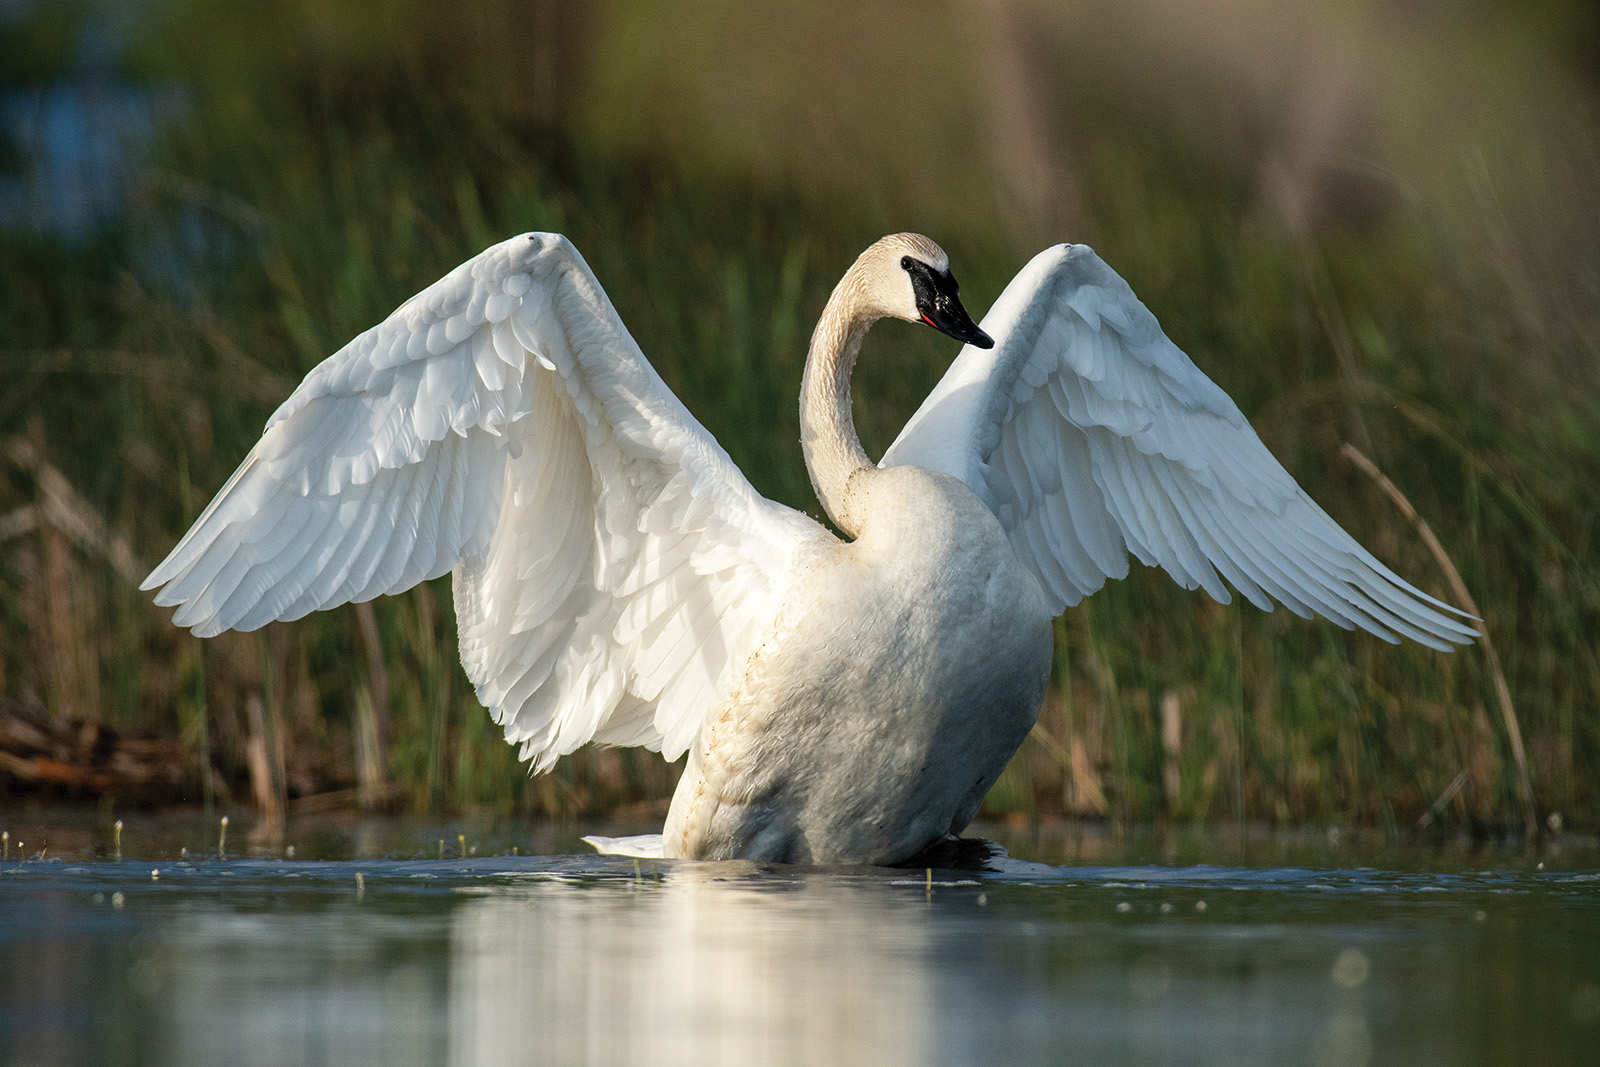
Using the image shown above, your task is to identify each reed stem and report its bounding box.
[1340,442,1538,838]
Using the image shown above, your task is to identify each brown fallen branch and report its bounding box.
[0,700,222,804]
[1340,442,1537,839]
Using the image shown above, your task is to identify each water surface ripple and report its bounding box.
[3,845,1597,1066]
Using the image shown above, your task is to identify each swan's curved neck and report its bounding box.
[800,273,880,538]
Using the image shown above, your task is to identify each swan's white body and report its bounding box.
[664,465,1051,862]
[143,231,1473,865]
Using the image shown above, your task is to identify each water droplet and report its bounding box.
[1331,948,1370,989]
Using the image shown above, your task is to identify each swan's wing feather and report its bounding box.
[145,233,824,767]
[884,244,1475,650]
[582,834,665,858]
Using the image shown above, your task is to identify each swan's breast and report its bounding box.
[667,465,1054,865]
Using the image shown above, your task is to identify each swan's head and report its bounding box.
[853,234,994,349]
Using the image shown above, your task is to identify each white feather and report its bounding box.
[144,233,824,769]
[883,243,1476,649]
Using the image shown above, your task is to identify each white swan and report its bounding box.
[142,232,1475,864]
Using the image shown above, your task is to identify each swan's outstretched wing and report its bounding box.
[144,233,825,768]
[882,244,1475,650]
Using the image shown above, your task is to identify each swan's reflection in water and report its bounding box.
[449,863,941,1066]
[18,856,1595,1066]
[125,861,955,1067]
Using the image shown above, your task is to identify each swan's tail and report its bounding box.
[581,833,665,858]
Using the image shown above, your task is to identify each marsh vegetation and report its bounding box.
[1,0,1596,835]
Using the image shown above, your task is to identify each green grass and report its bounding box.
[0,0,1595,834]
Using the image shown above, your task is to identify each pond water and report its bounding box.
[1,813,1597,1067]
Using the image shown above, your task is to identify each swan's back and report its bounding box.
[664,465,1053,864]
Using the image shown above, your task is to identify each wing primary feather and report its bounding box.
[285,460,425,622]
[1200,491,1339,621]
[1289,491,1477,626]
[1115,447,1206,594]
[1157,478,1275,613]
[367,432,456,595]
[1138,451,1232,604]
[1087,432,1159,566]
[205,505,326,627]
[1053,424,1127,579]
[1040,486,1099,599]
[147,460,276,600]
[1017,504,1072,607]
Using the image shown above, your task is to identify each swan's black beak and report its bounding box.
[919,290,993,349]
[905,257,994,349]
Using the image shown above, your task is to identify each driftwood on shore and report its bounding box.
[0,699,217,804]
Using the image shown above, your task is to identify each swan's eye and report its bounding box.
[901,256,914,271]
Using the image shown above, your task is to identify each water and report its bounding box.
[2,816,1597,1067]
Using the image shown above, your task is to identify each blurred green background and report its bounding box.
[0,0,1595,837]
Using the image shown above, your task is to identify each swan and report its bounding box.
[142,231,1475,865]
